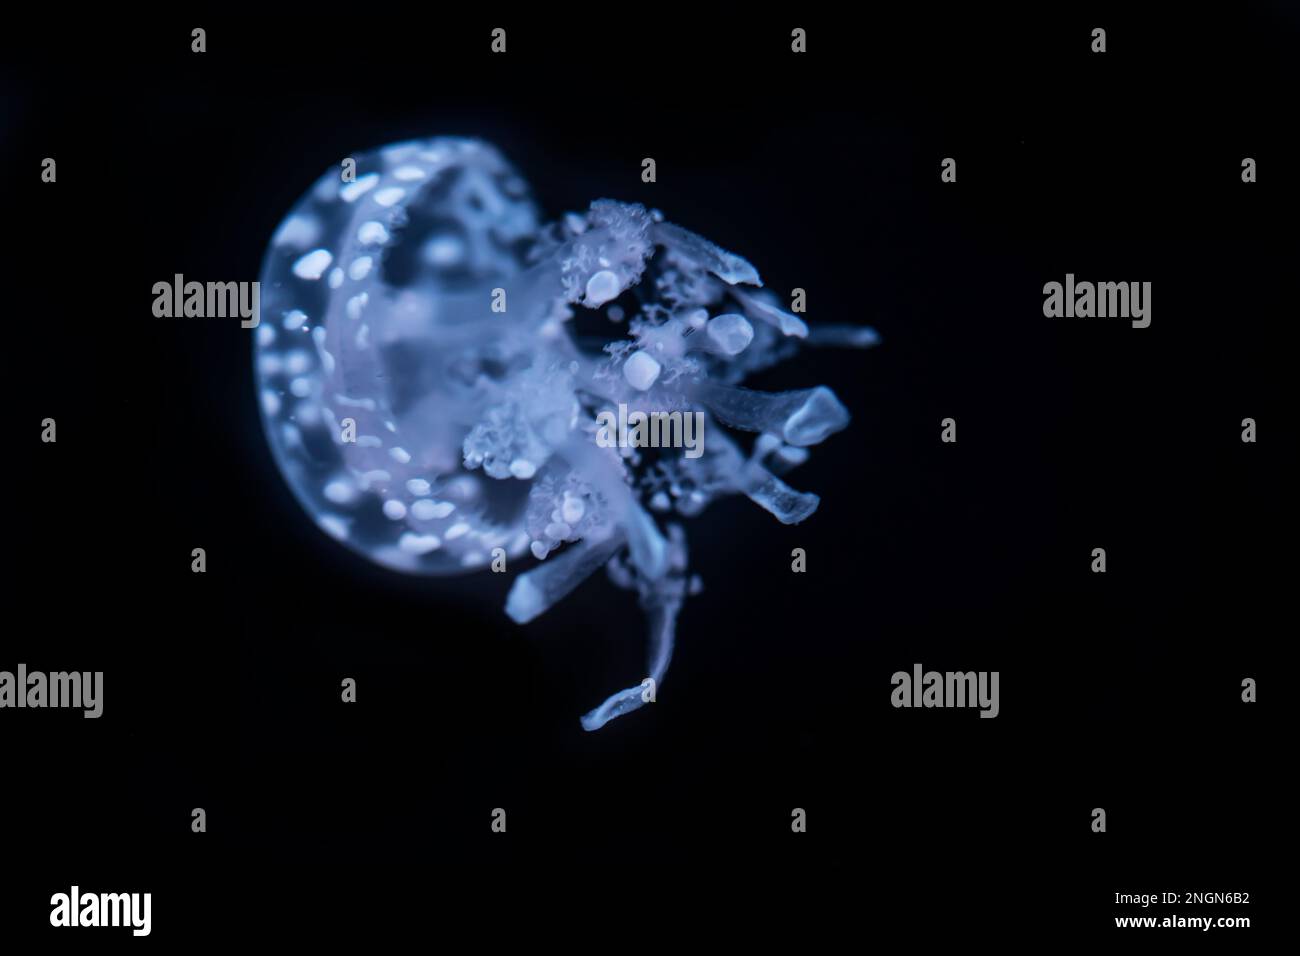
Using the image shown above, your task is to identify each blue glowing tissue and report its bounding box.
[254,138,877,729]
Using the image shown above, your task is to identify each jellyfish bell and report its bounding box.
[254,136,877,729]
[257,139,543,576]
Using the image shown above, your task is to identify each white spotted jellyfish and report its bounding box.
[254,137,878,730]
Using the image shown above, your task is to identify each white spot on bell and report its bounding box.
[340,173,379,202]
[412,499,455,520]
[358,221,389,245]
[398,532,442,555]
[292,249,333,280]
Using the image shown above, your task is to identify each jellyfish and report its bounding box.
[254,137,877,730]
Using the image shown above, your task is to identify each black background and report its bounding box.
[3,6,1291,942]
